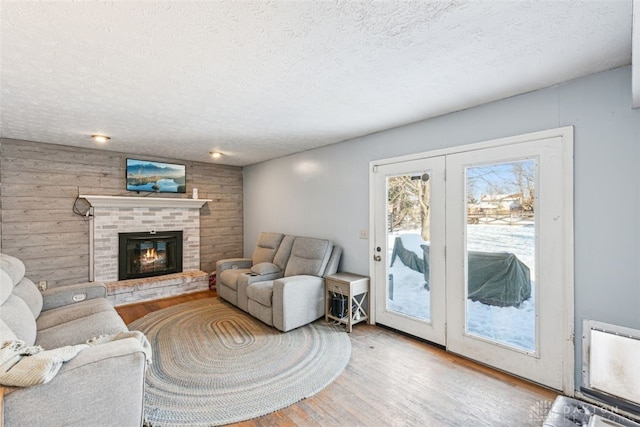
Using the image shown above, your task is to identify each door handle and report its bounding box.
[373,246,382,262]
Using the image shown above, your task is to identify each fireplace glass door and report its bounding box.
[119,231,183,280]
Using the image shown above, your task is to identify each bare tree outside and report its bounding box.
[512,161,535,211]
[387,173,431,241]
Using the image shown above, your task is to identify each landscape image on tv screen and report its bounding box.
[126,159,186,193]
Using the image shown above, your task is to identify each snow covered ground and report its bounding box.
[388,224,536,351]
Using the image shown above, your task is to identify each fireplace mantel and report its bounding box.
[80,194,211,209]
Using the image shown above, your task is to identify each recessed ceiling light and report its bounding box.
[91,134,110,143]
[209,151,222,159]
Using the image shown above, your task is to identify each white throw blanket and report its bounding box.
[0,331,152,427]
[0,331,152,388]
[0,341,86,387]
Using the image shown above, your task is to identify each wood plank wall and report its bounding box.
[0,138,243,287]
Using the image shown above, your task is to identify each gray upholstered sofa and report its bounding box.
[216,233,341,332]
[0,253,150,426]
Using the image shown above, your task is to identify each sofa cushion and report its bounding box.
[246,281,274,307]
[13,277,43,318]
[0,269,13,305]
[0,318,18,343]
[37,298,119,331]
[36,310,127,349]
[218,268,251,291]
[324,246,342,277]
[273,235,295,271]
[0,294,37,345]
[36,299,128,348]
[251,262,281,275]
[284,237,333,277]
[252,232,285,264]
[0,253,26,286]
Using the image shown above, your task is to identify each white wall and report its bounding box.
[243,66,640,391]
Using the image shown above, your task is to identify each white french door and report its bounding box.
[445,136,571,390]
[372,157,446,344]
[371,128,574,392]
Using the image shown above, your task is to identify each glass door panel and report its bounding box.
[387,172,432,322]
[465,160,536,352]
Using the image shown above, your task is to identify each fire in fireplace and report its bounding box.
[118,231,183,280]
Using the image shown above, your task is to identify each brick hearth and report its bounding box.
[106,271,210,306]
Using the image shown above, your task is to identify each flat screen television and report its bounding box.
[126,159,186,193]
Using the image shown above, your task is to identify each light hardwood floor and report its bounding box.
[116,290,557,426]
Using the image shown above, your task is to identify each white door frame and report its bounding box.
[368,126,574,394]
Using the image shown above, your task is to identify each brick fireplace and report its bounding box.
[81,195,211,305]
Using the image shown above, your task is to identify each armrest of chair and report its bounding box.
[41,282,107,311]
[216,258,253,273]
[272,275,325,332]
[3,338,148,426]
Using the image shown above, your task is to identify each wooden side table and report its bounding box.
[325,272,370,332]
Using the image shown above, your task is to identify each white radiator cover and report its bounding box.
[584,320,640,407]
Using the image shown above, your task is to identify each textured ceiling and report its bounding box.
[0,1,634,166]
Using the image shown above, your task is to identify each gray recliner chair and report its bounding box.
[216,232,293,311]
[217,234,342,332]
[247,236,341,332]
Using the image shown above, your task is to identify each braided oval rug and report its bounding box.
[128,297,351,427]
